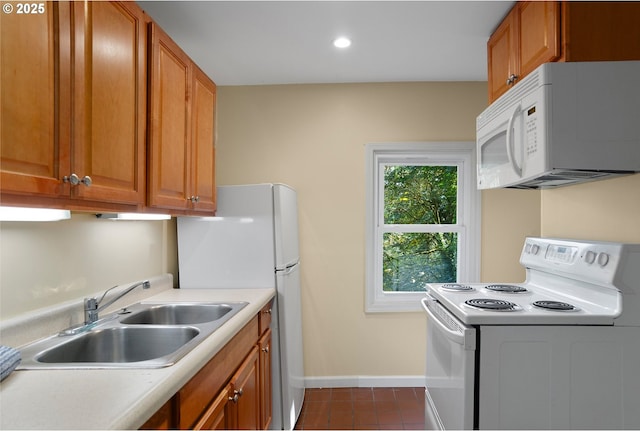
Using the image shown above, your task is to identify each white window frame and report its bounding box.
[365,142,481,312]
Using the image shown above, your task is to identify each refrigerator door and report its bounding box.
[273,184,300,270]
[275,262,305,430]
[177,184,276,288]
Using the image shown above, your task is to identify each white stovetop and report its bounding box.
[426,279,621,326]
[0,276,275,430]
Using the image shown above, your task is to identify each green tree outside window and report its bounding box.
[382,166,458,292]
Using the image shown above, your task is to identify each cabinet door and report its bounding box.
[488,1,560,102]
[1,1,71,197]
[190,65,216,213]
[227,346,260,430]
[487,8,517,102]
[71,1,146,204]
[259,329,273,430]
[148,23,191,210]
[517,1,559,78]
[195,386,231,430]
[140,398,177,430]
[562,2,640,62]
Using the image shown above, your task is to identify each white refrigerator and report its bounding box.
[177,183,305,430]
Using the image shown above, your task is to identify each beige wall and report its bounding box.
[541,174,640,242]
[216,82,536,380]
[0,214,178,320]
[481,189,541,282]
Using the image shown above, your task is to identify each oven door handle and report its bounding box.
[421,296,476,350]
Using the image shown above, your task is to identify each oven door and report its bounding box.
[422,294,476,430]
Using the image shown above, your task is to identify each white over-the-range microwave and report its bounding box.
[476,60,640,189]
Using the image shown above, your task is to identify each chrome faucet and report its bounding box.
[84,280,151,324]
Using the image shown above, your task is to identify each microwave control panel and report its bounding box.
[525,105,538,157]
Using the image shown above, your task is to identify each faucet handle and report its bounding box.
[85,297,97,308]
[84,297,99,324]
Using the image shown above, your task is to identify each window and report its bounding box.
[365,142,480,312]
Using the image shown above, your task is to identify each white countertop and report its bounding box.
[0,285,275,430]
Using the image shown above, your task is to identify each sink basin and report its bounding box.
[18,301,248,369]
[120,303,234,325]
[36,327,199,364]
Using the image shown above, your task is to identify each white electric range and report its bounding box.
[422,237,640,430]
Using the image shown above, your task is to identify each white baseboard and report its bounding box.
[305,375,424,388]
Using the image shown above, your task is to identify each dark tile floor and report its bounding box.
[294,387,425,430]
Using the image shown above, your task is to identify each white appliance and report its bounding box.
[476,61,640,190]
[177,184,305,430]
[422,237,640,430]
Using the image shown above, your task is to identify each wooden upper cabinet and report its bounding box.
[191,66,217,213]
[71,1,147,205]
[517,1,560,77]
[487,1,559,102]
[487,10,518,104]
[1,2,70,197]
[560,2,640,62]
[1,1,147,207]
[147,23,190,210]
[487,1,640,103]
[148,23,216,215]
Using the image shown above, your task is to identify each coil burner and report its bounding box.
[465,298,521,311]
[441,283,474,292]
[485,284,528,293]
[532,300,577,311]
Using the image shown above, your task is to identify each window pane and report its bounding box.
[384,165,458,224]
[383,232,457,291]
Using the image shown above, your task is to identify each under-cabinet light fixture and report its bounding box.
[96,213,171,221]
[333,36,352,49]
[0,206,71,222]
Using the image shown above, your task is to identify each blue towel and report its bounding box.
[0,345,21,381]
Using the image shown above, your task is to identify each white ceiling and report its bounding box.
[138,1,515,86]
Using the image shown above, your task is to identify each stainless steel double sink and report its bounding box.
[18,302,248,369]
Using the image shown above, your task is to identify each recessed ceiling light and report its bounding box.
[333,37,351,49]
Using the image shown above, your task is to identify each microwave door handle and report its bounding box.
[506,104,523,177]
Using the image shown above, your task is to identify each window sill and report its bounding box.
[365,291,426,313]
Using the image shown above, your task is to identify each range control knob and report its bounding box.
[531,244,540,255]
[597,252,610,267]
[585,250,597,264]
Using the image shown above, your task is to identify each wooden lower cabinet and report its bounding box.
[195,386,232,430]
[139,398,177,430]
[259,329,273,430]
[226,347,260,429]
[141,307,273,430]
